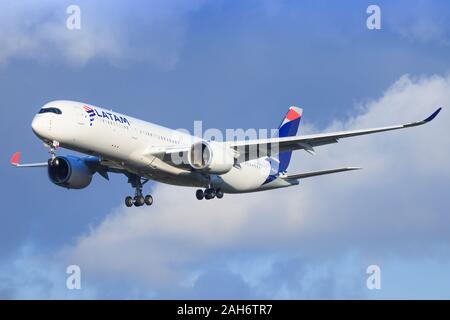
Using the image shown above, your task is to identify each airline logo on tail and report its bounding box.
[278,106,302,137]
[283,107,302,123]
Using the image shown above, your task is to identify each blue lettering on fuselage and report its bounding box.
[120,116,130,125]
[91,108,131,125]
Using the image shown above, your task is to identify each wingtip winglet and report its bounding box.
[10,151,20,166]
[424,107,442,123]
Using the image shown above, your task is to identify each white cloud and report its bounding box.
[57,73,450,298]
[386,2,450,46]
[396,19,450,46]
[0,0,206,69]
[0,244,97,299]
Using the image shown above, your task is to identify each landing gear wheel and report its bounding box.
[134,195,145,207]
[125,196,133,207]
[205,188,216,200]
[127,175,151,208]
[216,189,224,199]
[144,195,153,206]
[48,157,59,166]
[196,189,204,200]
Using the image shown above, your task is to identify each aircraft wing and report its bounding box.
[227,107,442,162]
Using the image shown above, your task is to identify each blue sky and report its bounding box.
[1,0,450,299]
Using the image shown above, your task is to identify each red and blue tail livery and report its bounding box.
[264,106,303,184]
[275,106,303,173]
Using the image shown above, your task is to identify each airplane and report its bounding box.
[10,100,441,207]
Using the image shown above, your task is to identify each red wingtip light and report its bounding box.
[10,151,20,166]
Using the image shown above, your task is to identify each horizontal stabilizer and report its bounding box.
[284,167,361,180]
[10,152,48,168]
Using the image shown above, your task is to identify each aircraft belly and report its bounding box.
[216,161,271,193]
[125,155,208,187]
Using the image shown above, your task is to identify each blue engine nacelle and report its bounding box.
[48,156,93,189]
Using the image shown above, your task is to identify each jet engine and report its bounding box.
[188,141,234,174]
[48,156,93,189]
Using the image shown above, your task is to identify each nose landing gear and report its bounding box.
[44,140,60,165]
[125,175,153,207]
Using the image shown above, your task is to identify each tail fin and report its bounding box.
[273,106,303,173]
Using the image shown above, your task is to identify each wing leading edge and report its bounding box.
[228,107,442,162]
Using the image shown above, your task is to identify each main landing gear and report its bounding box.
[196,188,224,200]
[125,175,153,207]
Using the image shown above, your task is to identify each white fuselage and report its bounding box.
[31,101,293,193]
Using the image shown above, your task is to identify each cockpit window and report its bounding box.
[38,107,62,115]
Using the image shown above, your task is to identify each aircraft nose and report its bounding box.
[31,116,46,138]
